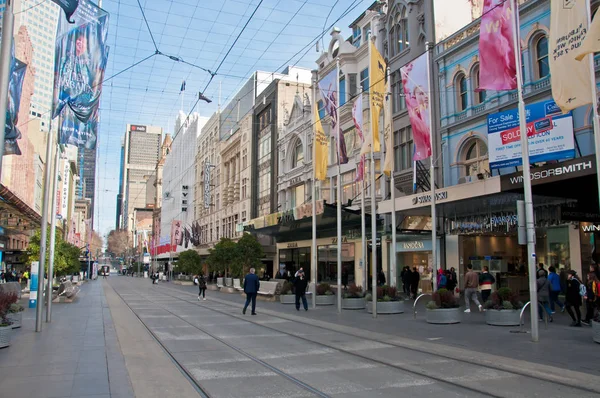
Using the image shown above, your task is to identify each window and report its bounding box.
[389,6,409,57]
[242,178,247,199]
[360,68,369,92]
[291,184,305,208]
[292,140,304,168]
[472,65,486,104]
[392,71,406,113]
[363,23,371,43]
[535,35,549,79]
[339,76,346,105]
[457,74,468,111]
[394,126,413,171]
[352,25,361,47]
[462,139,489,177]
[317,100,325,119]
[242,149,247,168]
[242,211,247,222]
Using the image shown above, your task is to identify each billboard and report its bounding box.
[487,100,574,169]
[130,125,146,132]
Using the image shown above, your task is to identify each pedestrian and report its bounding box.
[582,273,599,326]
[537,263,548,277]
[479,266,495,303]
[565,270,583,327]
[341,267,349,290]
[242,268,260,315]
[401,267,411,298]
[197,274,207,301]
[437,269,447,290]
[293,269,309,311]
[410,267,420,299]
[536,269,553,322]
[464,264,483,313]
[547,266,564,314]
[377,269,386,287]
[22,270,29,287]
[589,262,600,280]
[446,267,457,294]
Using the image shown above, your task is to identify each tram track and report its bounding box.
[152,282,600,398]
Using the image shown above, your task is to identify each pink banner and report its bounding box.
[352,95,365,181]
[401,53,432,161]
[478,0,517,91]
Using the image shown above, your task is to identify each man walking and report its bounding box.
[293,269,309,311]
[565,270,583,327]
[464,264,483,313]
[243,268,260,315]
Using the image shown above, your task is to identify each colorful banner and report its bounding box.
[576,1,600,61]
[478,0,517,91]
[4,56,27,156]
[170,220,183,246]
[352,94,365,181]
[382,81,394,176]
[318,68,347,164]
[52,0,109,148]
[59,105,99,149]
[487,100,575,168]
[50,0,80,23]
[314,102,329,180]
[363,41,385,154]
[401,53,432,161]
[549,0,592,113]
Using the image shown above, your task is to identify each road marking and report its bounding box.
[427,337,443,341]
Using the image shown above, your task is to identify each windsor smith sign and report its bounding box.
[500,155,596,190]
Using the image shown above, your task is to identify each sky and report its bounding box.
[95,0,475,238]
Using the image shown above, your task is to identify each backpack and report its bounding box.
[575,279,586,297]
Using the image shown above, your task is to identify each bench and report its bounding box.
[216,277,224,289]
[257,281,279,296]
[233,278,243,291]
[53,281,80,303]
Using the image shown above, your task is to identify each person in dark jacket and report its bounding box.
[536,270,553,322]
[341,267,349,290]
[377,269,386,286]
[582,272,599,326]
[197,275,207,301]
[446,267,457,293]
[537,263,548,277]
[243,268,260,315]
[293,270,309,311]
[479,266,496,303]
[401,267,411,297]
[410,267,420,299]
[565,270,583,327]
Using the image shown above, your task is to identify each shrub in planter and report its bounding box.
[0,291,17,347]
[7,303,24,329]
[425,289,461,324]
[426,289,459,309]
[279,281,296,304]
[316,283,333,295]
[483,287,523,311]
[366,285,404,314]
[342,284,364,299]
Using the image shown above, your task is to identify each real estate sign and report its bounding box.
[487,100,575,169]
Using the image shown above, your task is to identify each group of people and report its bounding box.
[0,270,28,285]
[400,267,421,299]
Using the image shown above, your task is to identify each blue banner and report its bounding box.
[4,56,27,156]
[52,0,109,149]
[50,0,80,23]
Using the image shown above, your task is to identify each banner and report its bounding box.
[352,95,365,181]
[59,105,99,149]
[50,0,80,23]
[314,103,328,180]
[487,100,575,168]
[318,68,348,164]
[478,0,517,91]
[53,0,109,148]
[382,82,394,176]
[549,0,592,113]
[170,220,183,246]
[363,41,385,154]
[401,53,432,161]
[4,56,27,156]
[576,1,600,61]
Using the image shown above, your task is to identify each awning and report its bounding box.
[0,183,43,235]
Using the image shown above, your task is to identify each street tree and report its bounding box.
[235,233,264,276]
[26,228,81,277]
[107,229,128,257]
[177,249,202,275]
[207,238,237,277]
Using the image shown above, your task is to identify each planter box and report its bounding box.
[225,277,233,287]
[0,324,12,348]
[593,320,600,344]
[315,295,335,306]
[7,312,22,329]
[366,300,404,314]
[342,298,366,310]
[280,295,296,304]
[485,309,521,326]
[426,307,461,324]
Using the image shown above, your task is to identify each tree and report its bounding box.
[177,250,202,275]
[107,229,128,257]
[26,228,81,277]
[235,233,264,276]
[206,238,237,277]
[89,231,103,258]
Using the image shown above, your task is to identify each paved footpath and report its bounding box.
[0,277,200,398]
[105,276,599,398]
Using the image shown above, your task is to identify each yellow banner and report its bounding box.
[576,1,600,61]
[550,0,592,112]
[314,103,329,180]
[368,41,385,153]
[382,81,394,176]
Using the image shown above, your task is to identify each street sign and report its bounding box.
[29,261,39,308]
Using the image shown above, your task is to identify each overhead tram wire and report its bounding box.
[136,0,159,52]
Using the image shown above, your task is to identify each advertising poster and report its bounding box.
[29,261,39,308]
[487,100,575,169]
[318,68,348,164]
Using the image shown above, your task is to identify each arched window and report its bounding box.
[456,74,468,111]
[472,64,486,105]
[462,139,489,177]
[389,5,409,57]
[292,140,304,168]
[535,35,549,79]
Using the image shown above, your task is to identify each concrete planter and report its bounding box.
[279,295,296,304]
[485,310,521,326]
[225,277,233,287]
[0,324,11,348]
[216,277,224,286]
[315,295,335,306]
[426,307,462,324]
[593,320,600,344]
[7,312,22,329]
[342,298,366,310]
[366,300,404,314]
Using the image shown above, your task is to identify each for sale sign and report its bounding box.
[487,100,575,169]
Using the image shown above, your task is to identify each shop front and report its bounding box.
[392,235,442,293]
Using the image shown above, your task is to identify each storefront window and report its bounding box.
[542,226,570,270]
[318,244,355,284]
[279,247,311,280]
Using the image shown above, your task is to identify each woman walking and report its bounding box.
[536,269,553,322]
[565,270,583,327]
[582,273,599,326]
[197,274,207,301]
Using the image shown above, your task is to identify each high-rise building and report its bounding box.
[116,142,124,229]
[76,146,97,223]
[121,124,162,232]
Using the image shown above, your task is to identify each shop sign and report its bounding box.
[561,206,600,222]
[402,241,424,250]
[490,214,517,226]
[396,239,434,252]
[289,176,302,186]
[331,237,348,244]
[500,155,595,190]
[277,210,295,225]
[287,242,298,248]
[130,125,146,132]
[412,191,448,205]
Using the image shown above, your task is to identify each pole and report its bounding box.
[46,144,60,322]
[585,0,600,214]
[510,0,539,341]
[425,42,437,292]
[0,0,14,175]
[335,57,342,314]
[361,177,367,290]
[388,66,397,291]
[369,35,377,317]
[311,78,317,309]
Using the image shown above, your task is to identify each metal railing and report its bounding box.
[515,301,548,333]
[413,293,431,319]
